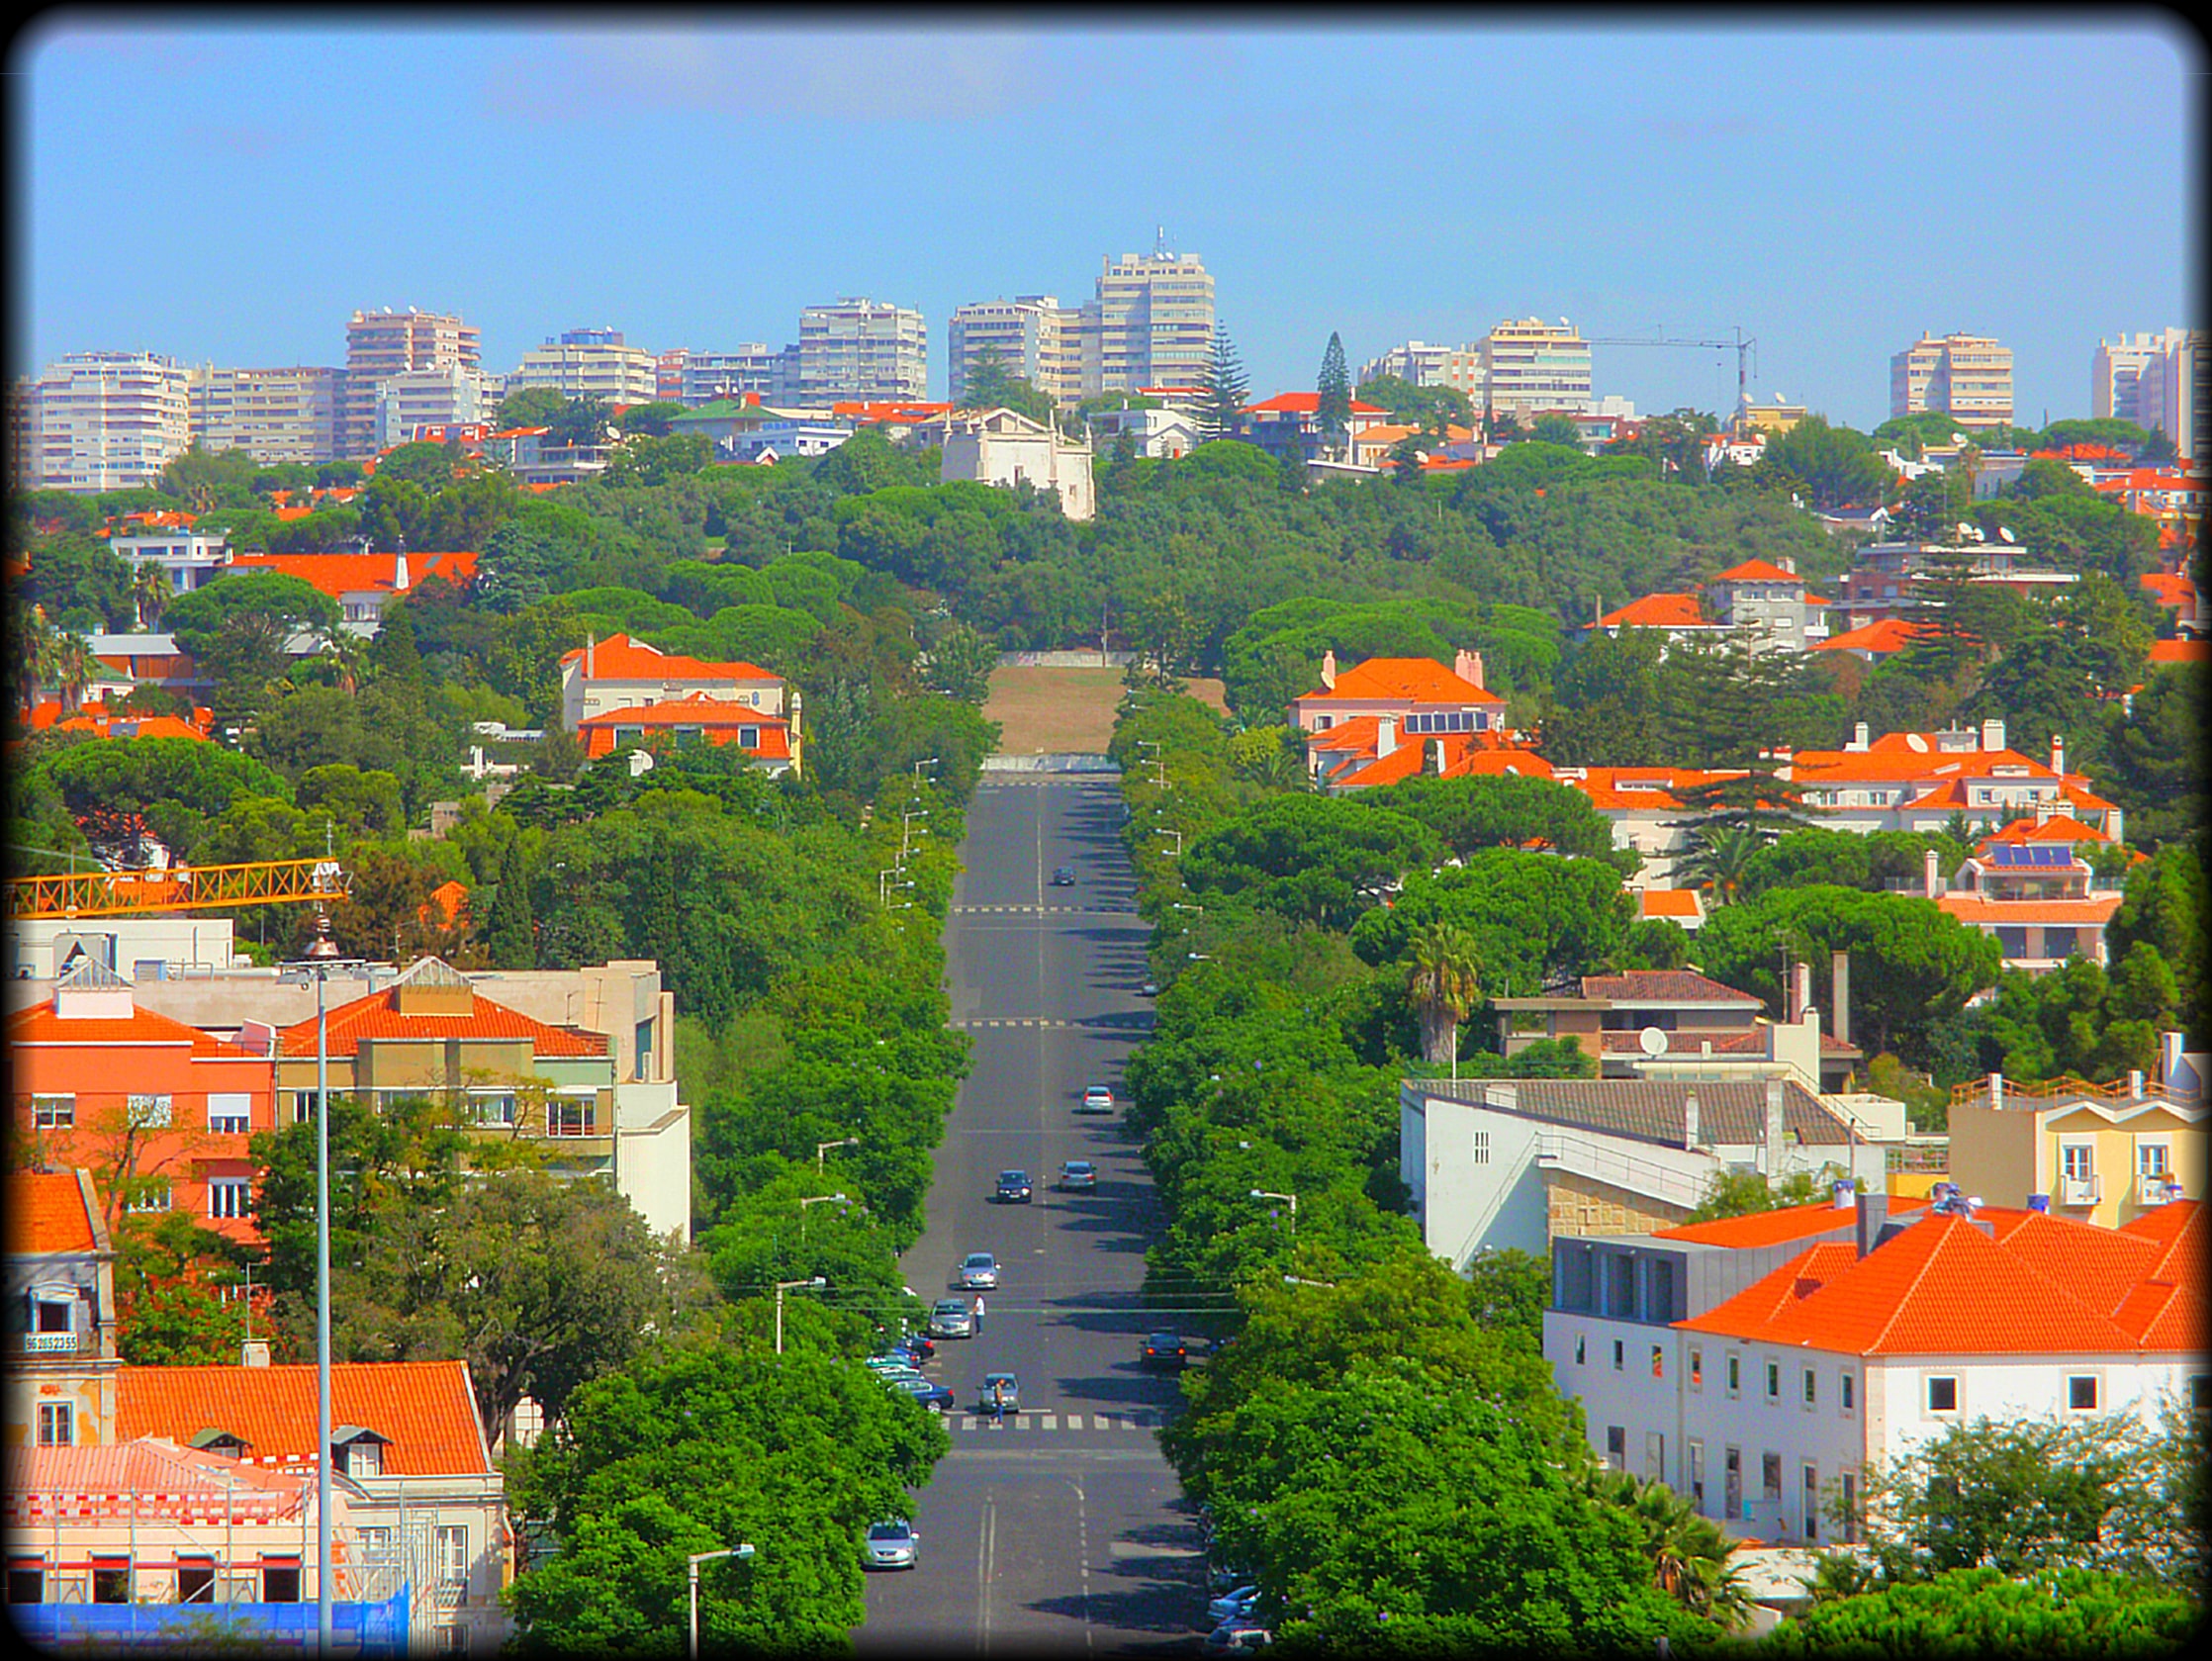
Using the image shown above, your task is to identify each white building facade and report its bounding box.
[31,352,192,492]
[186,365,342,465]
[796,298,928,403]
[503,329,661,408]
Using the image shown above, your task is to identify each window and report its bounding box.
[1802,1465,1820,1540]
[436,1625,466,1654]
[1651,1344,1664,1379]
[31,1095,74,1129]
[1762,1453,1783,1503]
[435,1526,469,1588]
[261,1560,300,1604]
[358,1528,393,1557]
[291,1090,321,1125]
[1574,1335,1586,1365]
[1726,1353,1741,1398]
[1605,1427,1626,1471]
[2139,1142,2170,1178]
[1689,1440,1706,1511]
[208,1178,250,1220]
[1690,1347,1704,1390]
[2191,1376,2210,1412]
[92,1559,133,1605]
[207,1093,252,1136]
[1645,1430,1665,1481]
[1724,1447,1742,1521]
[37,1404,73,1447]
[2067,1375,2099,1411]
[126,1093,173,1129]
[344,1439,383,1477]
[177,1560,215,1604]
[1841,1370,1856,1413]
[7,1560,44,1605]
[2062,1144,2093,1183]
[1802,1367,1818,1409]
[1471,1131,1490,1165]
[1766,1361,1781,1402]
[126,1182,171,1214]
[1613,1339,1624,1372]
[547,1097,596,1139]
[471,1092,516,1127]
[1840,1473,1859,1543]
[1927,1375,1960,1414]
[633,1019,654,1081]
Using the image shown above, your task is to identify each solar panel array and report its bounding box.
[1985,843,2075,868]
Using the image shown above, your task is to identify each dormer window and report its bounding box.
[330,1427,391,1477]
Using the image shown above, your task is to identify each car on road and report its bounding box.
[1077,1083,1115,1114]
[1057,1159,1097,1191]
[928,1298,973,1338]
[993,1169,1033,1204]
[1207,1586,1260,1627]
[865,1519,920,1570]
[864,1355,925,1380]
[977,1371,1021,1413]
[883,1375,956,1414]
[1141,979,1159,996]
[1051,866,1076,886]
[1202,1622,1271,1652]
[1208,1560,1257,1594]
[889,1331,935,1362]
[958,1251,999,1290]
[1141,1331,1187,1371]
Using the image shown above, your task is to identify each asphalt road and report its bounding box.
[856,774,1208,1656]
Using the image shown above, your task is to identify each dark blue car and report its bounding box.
[883,1374,955,1414]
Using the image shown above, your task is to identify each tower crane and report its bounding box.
[8,856,351,921]
[1585,325,1759,414]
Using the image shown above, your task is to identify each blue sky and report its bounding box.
[13,19,2200,431]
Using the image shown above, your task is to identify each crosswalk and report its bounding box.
[952,1017,1079,1030]
[951,904,1139,916]
[948,1411,1161,1432]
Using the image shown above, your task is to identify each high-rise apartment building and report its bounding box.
[1079,249,1215,399]
[8,377,35,494]
[340,307,481,458]
[2135,329,2206,462]
[373,364,496,449]
[2092,332,2168,425]
[795,298,928,404]
[504,328,661,408]
[1889,331,2013,430]
[186,365,341,465]
[677,344,797,406]
[29,351,192,492]
[1358,340,1484,401]
[1476,319,1593,420]
[947,296,1082,407]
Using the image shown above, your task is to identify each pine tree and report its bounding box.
[1317,331,1352,455]
[1197,324,1249,444]
[486,836,535,969]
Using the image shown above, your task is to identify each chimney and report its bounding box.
[2161,1029,2184,1088]
[2128,1068,2145,1099]
[393,547,411,592]
[1425,737,1445,776]
[1320,648,1337,691]
[1762,1078,1787,1172]
[2050,733,2066,776]
[1855,1189,1889,1257]
[1455,647,1486,689]
[241,1339,270,1368]
[1683,1090,1700,1151]
[1831,1179,1856,1210]
[1923,847,1942,899]
[1790,961,1813,1025]
[587,630,597,679]
[1852,721,1870,751]
[1981,717,2005,753]
[1830,951,1850,1047]
[1988,1070,2003,1109]
[1376,715,1397,759]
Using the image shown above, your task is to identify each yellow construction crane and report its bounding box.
[1585,325,1759,412]
[7,857,351,921]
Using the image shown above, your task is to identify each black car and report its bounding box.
[891,1330,935,1363]
[994,1169,1033,1204]
[1141,1331,1187,1371]
[1051,866,1076,886]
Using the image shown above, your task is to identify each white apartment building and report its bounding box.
[1080,249,1216,398]
[372,364,496,449]
[2093,331,2170,426]
[676,344,794,405]
[504,328,661,408]
[107,526,233,596]
[2134,327,2206,462]
[30,352,192,492]
[186,365,341,465]
[1889,331,2014,430]
[947,296,1083,407]
[340,307,481,458]
[1477,318,1593,420]
[796,298,928,403]
[1357,340,1484,401]
[1544,1192,2205,1545]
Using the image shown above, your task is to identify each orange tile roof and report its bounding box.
[1811,616,1930,655]
[1654,1201,1859,1249]
[1676,1213,2177,1355]
[559,632,782,685]
[2150,638,2209,665]
[1594,592,1713,630]
[274,980,607,1059]
[227,549,478,600]
[576,693,790,731]
[1709,559,1803,585]
[5,1440,313,1524]
[417,878,469,929]
[1637,887,1704,920]
[1935,894,2123,925]
[9,999,257,1057]
[1241,392,1387,415]
[1981,815,2110,845]
[119,1360,493,1476]
[1792,745,2062,786]
[1302,656,1502,705]
[6,1170,99,1256]
[2140,572,2197,608]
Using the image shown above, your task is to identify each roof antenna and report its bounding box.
[1153,224,1168,258]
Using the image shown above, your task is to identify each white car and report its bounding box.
[958,1252,998,1290]
[1078,1084,1115,1114]
[865,1519,919,1570]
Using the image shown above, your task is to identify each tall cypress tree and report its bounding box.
[486,836,535,969]
[1198,324,1249,444]
[1317,331,1352,453]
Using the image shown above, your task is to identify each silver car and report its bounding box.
[959,1251,998,1290]
[929,1298,972,1338]
[865,1519,919,1570]
[1058,1159,1097,1191]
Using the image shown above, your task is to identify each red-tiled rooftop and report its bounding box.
[1593,593,1713,630]
[275,977,607,1059]
[119,1360,493,1476]
[1709,559,1804,585]
[1654,1201,1859,1249]
[559,632,782,684]
[1810,617,1930,655]
[6,1170,100,1256]
[1300,656,1503,704]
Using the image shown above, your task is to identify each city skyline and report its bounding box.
[14,20,2200,432]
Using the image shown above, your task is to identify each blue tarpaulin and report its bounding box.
[10,1587,412,1653]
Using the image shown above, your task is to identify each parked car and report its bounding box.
[865,1519,920,1570]
[1141,979,1159,996]
[1207,1586,1260,1627]
[929,1298,973,1338]
[1057,1159,1097,1191]
[1141,1332,1187,1371]
[1078,1083,1115,1114]
[1208,1560,1257,1594]
[883,1375,956,1414]
[958,1251,998,1290]
[864,1355,925,1380]
[977,1371,1021,1413]
[1202,1622,1270,1652]
[890,1331,935,1363]
[993,1169,1033,1204]
[1051,866,1076,886]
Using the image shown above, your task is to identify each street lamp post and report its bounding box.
[816,1138,860,1171]
[1156,828,1182,858]
[797,1192,848,1240]
[687,1542,756,1659]
[774,1276,827,1354]
[280,921,362,1658]
[1249,1188,1298,1232]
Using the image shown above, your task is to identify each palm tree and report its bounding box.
[48,631,100,716]
[1586,1468,1751,1627]
[17,603,58,712]
[1404,920,1482,1075]
[130,563,173,632]
[1673,821,1763,906]
[321,628,368,695]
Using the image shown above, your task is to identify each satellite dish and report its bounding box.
[1905,733,1929,753]
[1998,525,2016,543]
[1638,1026,1669,1057]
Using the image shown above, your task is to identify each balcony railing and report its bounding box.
[2059,1174,2102,1208]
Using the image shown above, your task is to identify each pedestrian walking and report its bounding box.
[989,1380,1006,1426]
[971,1293,985,1335]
